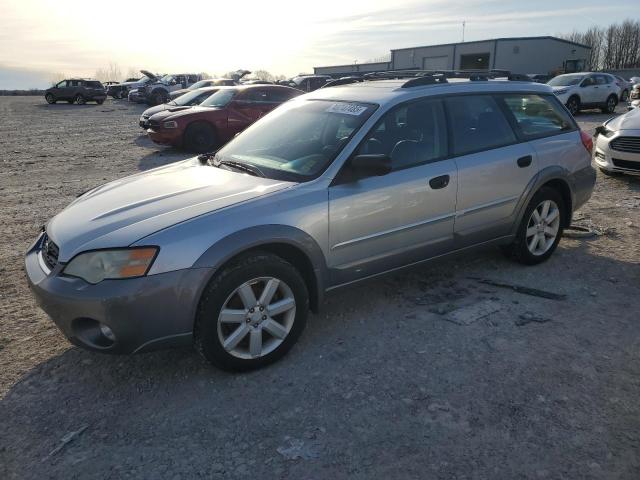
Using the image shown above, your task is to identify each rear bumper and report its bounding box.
[24,234,211,354]
[147,128,182,146]
[571,164,596,210]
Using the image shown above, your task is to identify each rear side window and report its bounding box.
[86,81,102,88]
[500,94,574,139]
[445,95,516,156]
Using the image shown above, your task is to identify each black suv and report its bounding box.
[45,79,107,105]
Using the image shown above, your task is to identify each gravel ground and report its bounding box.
[0,96,639,479]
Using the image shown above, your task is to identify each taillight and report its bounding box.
[580,130,593,154]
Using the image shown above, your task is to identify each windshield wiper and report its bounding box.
[215,157,264,177]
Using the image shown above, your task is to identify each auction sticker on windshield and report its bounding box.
[326,103,368,116]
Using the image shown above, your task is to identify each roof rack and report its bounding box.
[358,69,531,88]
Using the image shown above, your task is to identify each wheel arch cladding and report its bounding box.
[540,178,572,227]
[192,225,327,312]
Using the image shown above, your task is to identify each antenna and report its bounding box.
[462,21,466,42]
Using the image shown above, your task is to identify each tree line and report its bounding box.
[561,18,640,70]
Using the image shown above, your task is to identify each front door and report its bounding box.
[444,94,538,245]
[579,75,600,105]
[328,98,457,285]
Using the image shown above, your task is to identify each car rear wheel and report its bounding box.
[45,93,56,104]
[194,252,309,371]
[566,96,580,115]
[602,95,617,114]
[75,94,86,105]
[501,187,565,265]
[96,99,104,105]
[184,122,218,153]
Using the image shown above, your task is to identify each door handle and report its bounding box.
[429,174,450,189]
[517,155,532,168]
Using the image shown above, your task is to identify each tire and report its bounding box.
[75,94,86,105]
[96,99,104,105]
[194,252,309,371]
[67,100,74,104]
[501,187,566,265]
[150,90,169,106]
[621,89,629,102]
[566,96,580,116]
[184,122,218,153]
[45,93,55,104]
[602,95,617,114]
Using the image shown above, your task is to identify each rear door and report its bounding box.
[595,74,615,103]
[226,90,267,137]
[328,98,458,285]
[445,94,537,245]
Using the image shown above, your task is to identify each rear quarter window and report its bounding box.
[499,94,575,139]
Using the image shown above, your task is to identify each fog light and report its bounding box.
[595,151,605,160]
[99,324,116,342]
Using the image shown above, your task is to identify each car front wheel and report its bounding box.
[45,93,56,104]
[195,252,309,371]
[184,122,218,153]
[75,94,86,105]
[502,187,565,265]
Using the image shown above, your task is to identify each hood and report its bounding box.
[605,107,640,131]
[551,85,574,93]
[47,158,294,261]
[140,70,158,81]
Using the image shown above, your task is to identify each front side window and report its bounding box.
[500,94,574,139]
[548,74,584,87]
[55,80,67,88]
[173,88,217,106]
[581,76,596,87]
[445,95,516,156]
[356,99,447,170]
[213,100,377,181]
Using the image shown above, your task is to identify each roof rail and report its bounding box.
[360,69,533,87]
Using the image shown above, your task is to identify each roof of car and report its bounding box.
[305,78,553,106]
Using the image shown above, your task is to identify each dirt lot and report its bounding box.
[0,96,639,479]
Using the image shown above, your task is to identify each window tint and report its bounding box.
[445,95,516,156]
[242,89,269,102]
[357,99,447,170]
[70,80,82,87]
[86,81,102,88]
[595,75,609,85]
[501,94,574,139]
[581,76,596,87]
[265,88,297,103]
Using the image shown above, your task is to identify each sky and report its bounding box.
[0,0,636,88]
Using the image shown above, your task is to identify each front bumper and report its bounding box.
[147,128,182,146]
[594,131,640,175]
[25,234,210,354]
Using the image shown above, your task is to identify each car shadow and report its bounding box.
[135,136,193,171]
[2,241,639,478]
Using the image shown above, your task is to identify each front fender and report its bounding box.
[192,224,328,309]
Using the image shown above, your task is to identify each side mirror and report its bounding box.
[350,154,392,178]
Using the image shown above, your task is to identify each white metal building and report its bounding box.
[314,36,591,77]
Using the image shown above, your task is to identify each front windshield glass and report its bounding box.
[173,89,216,106]
[214,99,378,181]
[189,80,211,90]
[200,89,236,107]
[548,74,584,87]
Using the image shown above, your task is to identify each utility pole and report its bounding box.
[462,20,466,42]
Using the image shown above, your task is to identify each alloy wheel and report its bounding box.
[607,97,616,113]
[217,277,296,359]
[526,200,560,256]
[567,98,578,115]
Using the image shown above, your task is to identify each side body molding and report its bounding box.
[192,224,328,310]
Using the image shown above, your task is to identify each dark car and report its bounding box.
[147,85,302,152]
[287,75,331,92]
[169,79,236,100]
[45,79,107,105]
[139,87,220,128]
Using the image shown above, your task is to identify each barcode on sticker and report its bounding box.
[326,103,367,116]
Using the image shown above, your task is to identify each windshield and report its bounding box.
[213,99,378,181]
[189,80,211,90]
[200,89,236,107]
[548,74,584,87]
[172,88,217,106]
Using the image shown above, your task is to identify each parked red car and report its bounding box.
[147,85,302,152]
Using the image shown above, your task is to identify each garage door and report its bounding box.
[422,55,449,70]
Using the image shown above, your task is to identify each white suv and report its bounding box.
[548,72,620,115]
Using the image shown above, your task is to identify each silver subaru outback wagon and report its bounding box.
[25,74,596,370]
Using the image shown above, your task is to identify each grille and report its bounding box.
[610,136,640,154]
[41,233,59,270]
[612,158,640,171]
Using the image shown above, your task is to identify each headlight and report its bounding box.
[554,88,569,95]
[163,121,178,129]
[63,247,158,284]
